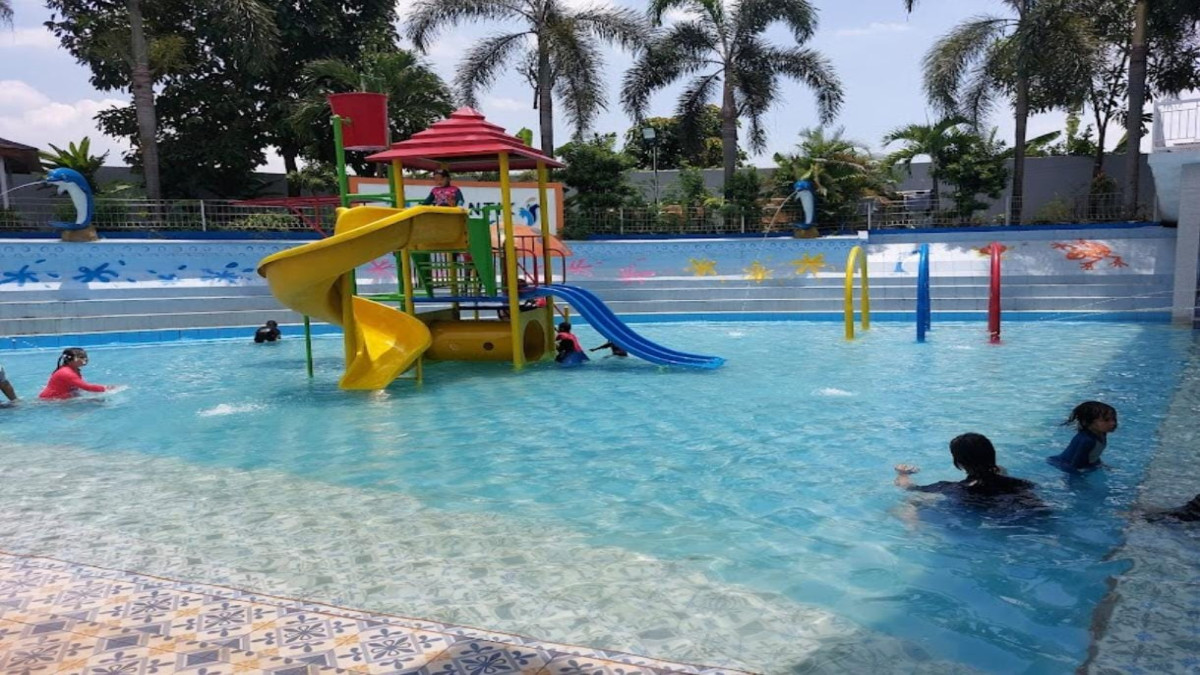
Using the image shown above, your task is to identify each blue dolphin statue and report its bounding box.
[44,168,95,231]
[794,180,816,229]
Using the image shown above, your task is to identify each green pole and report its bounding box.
[387,161,399,208]
[332,116,350,208]
[303,316,314,378]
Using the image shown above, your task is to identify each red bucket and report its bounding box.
[328,92,389,150]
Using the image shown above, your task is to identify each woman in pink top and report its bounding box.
[39,348,108,399]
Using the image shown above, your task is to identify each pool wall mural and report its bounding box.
[0,224,1175,293]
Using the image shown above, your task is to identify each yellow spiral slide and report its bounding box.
[256,205,468,390]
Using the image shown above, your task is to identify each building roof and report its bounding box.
[366,108,564,172]
[0,137,41,173]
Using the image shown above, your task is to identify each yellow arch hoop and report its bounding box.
[844,245,871,340]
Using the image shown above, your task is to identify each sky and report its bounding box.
[0,0,1142,175]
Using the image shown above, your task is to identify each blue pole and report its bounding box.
[917,243,931,342]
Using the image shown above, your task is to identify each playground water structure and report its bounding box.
[0,321,1195,674]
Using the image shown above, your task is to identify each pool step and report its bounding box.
[0,272,1173,337]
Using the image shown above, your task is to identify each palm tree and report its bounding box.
[122,0,278,199]
[406,0,647,157]
[623,0,843,194]
[918,0,1093,224]
[290,50,454,174]
[882,117,967,210]
[1,0,13,27]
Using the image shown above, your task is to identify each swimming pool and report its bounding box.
[0,321,1194,673]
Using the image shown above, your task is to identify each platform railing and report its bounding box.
[1153,98,1200,150]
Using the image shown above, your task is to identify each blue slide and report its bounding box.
[528,284,724,369]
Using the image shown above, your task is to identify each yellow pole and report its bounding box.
[499,152,524,369]
[537,161,554,354]
[844,245,871,339]
[400,246,421,382]
[393,160,406,206]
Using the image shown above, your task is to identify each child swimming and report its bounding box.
[38,348,110,399]
[895,432,1037,499]
[555,321,589,366]
[1048,401,1118,471]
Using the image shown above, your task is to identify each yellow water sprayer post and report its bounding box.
[844,245,871,339]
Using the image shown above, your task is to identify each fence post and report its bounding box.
[1003,197,1011,226]
[619,207,624,235]
[741,212,745,234]
[867,201,873,230]
[199,200,207,232]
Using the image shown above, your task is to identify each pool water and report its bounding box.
[0,321,1195,673]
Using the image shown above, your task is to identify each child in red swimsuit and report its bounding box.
[39,348,109,399]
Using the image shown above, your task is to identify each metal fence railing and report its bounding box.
[565,205,768,237]
[564,191,1147,238]
[0,198,333,234]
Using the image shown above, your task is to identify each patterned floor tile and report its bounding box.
[0,553,754,675]
[418,640,551,675]
[328,625,458,674]
[537,654,668,675]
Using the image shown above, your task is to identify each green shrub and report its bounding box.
[228,213,301,231]
[1032,198,1073,224]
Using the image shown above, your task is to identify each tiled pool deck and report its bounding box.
[1084,351,1200,674]
[0,552,749,675]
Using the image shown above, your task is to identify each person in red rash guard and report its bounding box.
[39,348,109,399]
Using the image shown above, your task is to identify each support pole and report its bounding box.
[303,316,313,378]
[332,116,350,208]
[537,161,554,354]
[499,152,524,369]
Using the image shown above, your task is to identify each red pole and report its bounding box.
[988,242,1001,343]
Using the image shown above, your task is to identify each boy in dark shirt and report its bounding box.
[254,320,281,343]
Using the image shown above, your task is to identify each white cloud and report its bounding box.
[0,80,130,162]
[0,27,59,49]
[483,96,528,112]
[834,22,912,38]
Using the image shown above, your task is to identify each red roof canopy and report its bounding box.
[366,107,565,172]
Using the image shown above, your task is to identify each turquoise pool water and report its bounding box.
[0,321,1194,673]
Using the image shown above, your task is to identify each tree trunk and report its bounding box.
[127,0,161,200]
[1123,0,1148,218]
[720,77,737,197]
[283,150,298,197]
[537,38,554,157]
[1091,102,1107,181]
[1010,74,1029,225]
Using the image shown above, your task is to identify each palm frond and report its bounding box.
[764,46,843,123]
[0,0,12,27]
[734,0,818,45]
[647,0,720,28]
[210,0,280,62]
[453,31,531,107]
[922,15,1009,116]
[569,5,649,52]
[674,72,721,154]
[621,20,716,118]
[300,58,363,88]
[406,0,523,52]
[548,25,607,137]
